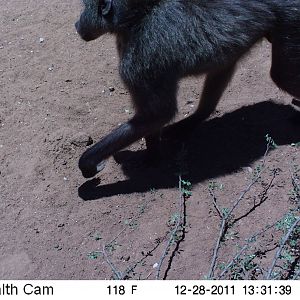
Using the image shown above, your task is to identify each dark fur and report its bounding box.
[75,0,300,178]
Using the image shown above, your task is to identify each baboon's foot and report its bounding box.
[79,156,107,178]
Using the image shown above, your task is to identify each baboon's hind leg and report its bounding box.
[270,15,300,99]
[164,63,236,138]
[194,63,236,121]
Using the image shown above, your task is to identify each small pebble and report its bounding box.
[247,167,253,173]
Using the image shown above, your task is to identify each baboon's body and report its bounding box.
[75,0,300,178]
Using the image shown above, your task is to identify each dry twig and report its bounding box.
[266,216,300,279]
[207,139,272,278]
[155,175,186,279]
[218,222,277,279]
[102,245,123,280]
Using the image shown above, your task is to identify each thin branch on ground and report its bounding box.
[291,172,300,202]
[102,245,123,280]
[228,140,271,217]
[209,188,223,219]
[155,175,186,280]
[231,169,278,226]
[266,216,300,279]
[207,139,272,279]
[217,221,277,279]
[145,271,153,279]
[292,173,300,190]
[207,218,227,279]
[122,240,162,279]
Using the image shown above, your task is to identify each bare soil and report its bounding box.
[1,0,299,279]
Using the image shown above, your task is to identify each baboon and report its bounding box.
[75,0,300,178]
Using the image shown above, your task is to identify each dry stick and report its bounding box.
[155,175,185,280]
[231,169,278,226]
[218,244,249,279]
[145,271,153,279]
[266,216,300,279]
[208,178,264,279]
[209,171,276,279]
[207,217,227,279]
[122,241,162,279]
[218,222,277,279]
[102,245,123,280]
[291,173,300,200]
[228,140,272,216]
[207,141,272,279]
[209,188,223,219]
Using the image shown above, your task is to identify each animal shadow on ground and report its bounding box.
[78,101,300,200]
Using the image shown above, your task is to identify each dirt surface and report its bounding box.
[1,0,300,280]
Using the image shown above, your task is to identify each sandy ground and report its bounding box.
[0,0,299,279]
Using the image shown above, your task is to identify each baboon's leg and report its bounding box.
[270,17,300,99]
[271,54,300,99]
[79,80,177,178]
[165,64,236,136]
[79,117,168,178]
[194,64,236,120]
[145,131,161,157]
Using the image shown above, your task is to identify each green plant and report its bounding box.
[125,218,139,230]
[180,179,192,198]
[87,251,102,260]
[265,134,278,149]
[105,241,121,253]
[276,212,298,233]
